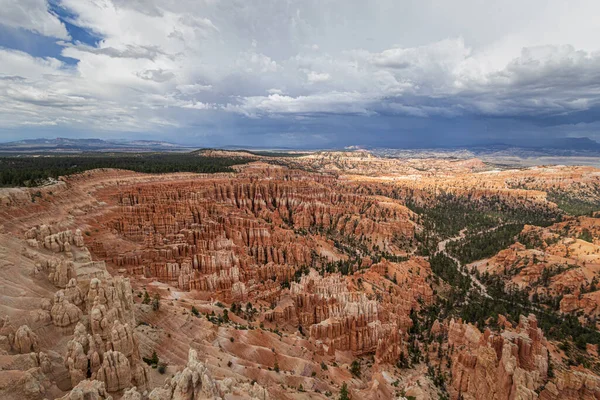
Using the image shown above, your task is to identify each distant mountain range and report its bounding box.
[368,137,600,156]
[368,137,600,167]
[455,137,600,152]
[0,138,194,153]
[542,137,600,150]
[2,136,600,156]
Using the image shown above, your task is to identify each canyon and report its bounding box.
[1,150,600,399]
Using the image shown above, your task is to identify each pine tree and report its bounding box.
[339,382,350,400]
[350,360,361,377]
[222,309,229,323]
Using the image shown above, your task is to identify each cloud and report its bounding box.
[137,69,175,83]
[227,92,374,117]
[236,50,280,73]
[177,83,213,95]
[307,71,331,84]
[0,0,70,39]
[370,38,471,72]
[1,0,600,147]
[61,42,169,60]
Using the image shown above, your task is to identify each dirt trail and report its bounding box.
[437,228,492,299]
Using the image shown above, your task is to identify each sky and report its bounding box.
[1,0,600,148]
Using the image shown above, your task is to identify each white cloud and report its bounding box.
[0,49,67,79]
[1,0,600,141]
[227,92,375,117]
[307,71,331,84]
[0,0,70,39]
[177,84,213,95]
[236,50,280,73]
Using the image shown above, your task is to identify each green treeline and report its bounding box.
[0,153,254,187]
[547,189,600,216]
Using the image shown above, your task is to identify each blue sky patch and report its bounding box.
[48,1,103,47]
[0,25,78,65]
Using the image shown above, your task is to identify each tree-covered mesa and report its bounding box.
[0,152,254,187]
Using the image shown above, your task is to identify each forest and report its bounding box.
[407,193,560,256]
[0,152,254,187]
[407,193,559,237]
[445,223,524,264]
[547,189,600,216]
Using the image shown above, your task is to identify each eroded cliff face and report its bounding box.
[448,315,549,399]
[539,367,600,400]
[447,314,600,400]
[62,276,147,392]
[94,175,416,305]
[0,218,147,398]
[1,158,600,400]
[148,348,269,400]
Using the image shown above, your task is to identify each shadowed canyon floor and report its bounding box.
[2,151,600,399]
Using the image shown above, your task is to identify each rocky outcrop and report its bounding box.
[475,216,600,323]
[57,379,113,400]
[11,325,39,354]
[25,226,85,253]
[0,352,51,373]
[149,348,269,400]
[260,257,434,359]
[51,290,83,327]
[0,367,55,400]
[64,278,84,306]
[65,322,97,387]
[94,350,132,392]
[95,177,416,303]
[219,379,270,400]
[87,277,136,331]
[47,258,76,288]
[62,275,147,393]
[261,260,431,359]
[448,314,549,400]
[149,349,221,400]
[108,320,136,357]
[65,321,146,393]
[23,224,108,290]
[52,274,145,392]
[560,291,600,318]
[122,387,144,400]
[539,367,600,399]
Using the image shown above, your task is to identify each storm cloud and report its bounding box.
[1,0,600,147]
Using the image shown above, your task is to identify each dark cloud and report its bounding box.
[1,0,600,148]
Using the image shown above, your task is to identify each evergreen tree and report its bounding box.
[350,360,361,377]
[339,382,350,400]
